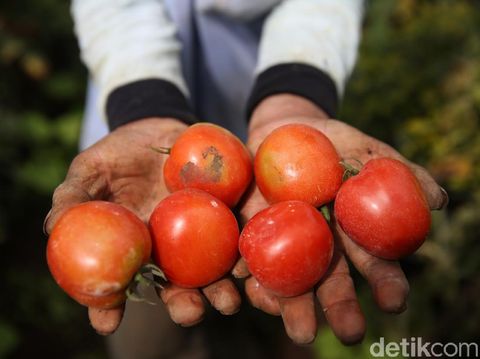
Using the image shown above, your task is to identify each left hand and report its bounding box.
[44,118,241,334]
[236,94,448,345]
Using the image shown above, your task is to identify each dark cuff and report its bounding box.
[246,63,338,120]
[106,79,197,131]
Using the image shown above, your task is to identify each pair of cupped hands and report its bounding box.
[44,94,447,345]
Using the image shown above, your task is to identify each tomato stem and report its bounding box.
[125,263,168,305]
[150,146,171,155]
[340,159,362,181]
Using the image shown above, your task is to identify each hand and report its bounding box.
[44,118,241,334]
[238,95,448,345]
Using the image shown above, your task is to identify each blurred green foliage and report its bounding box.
[0,1,105,358]
[0,0,478,358]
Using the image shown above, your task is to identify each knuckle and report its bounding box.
[322,297,358,313]
[319,270,351,288]
[51,182,69,204]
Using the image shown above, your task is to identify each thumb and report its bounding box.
[89,306,124,335]
[44,181,92,235]
[407,162,449,210]
[44,155,107,235]
[46,153,124,336]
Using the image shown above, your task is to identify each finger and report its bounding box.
[158,284,205,327]
[316,252,365,345]
[407,162,449,210]
[202,278,241,315]
[88,306,124,335]
[244,276,280,315]
[338,225,409,313]
[45,155,106,234]
[278,292,317,345]
[232,257,250,278]
[238,184,269,225]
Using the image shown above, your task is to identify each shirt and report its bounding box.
[73,0,364,148]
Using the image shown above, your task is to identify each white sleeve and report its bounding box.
[256,0,364,96]
[71,0,188,116]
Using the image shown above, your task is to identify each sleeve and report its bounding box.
[71,0,197,130]
[246,0,364,119]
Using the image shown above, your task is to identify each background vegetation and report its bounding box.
[0,0,478,358]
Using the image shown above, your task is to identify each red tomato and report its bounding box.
[254,123,343,207]
[47,201,151,309]
[163,123,253,207]
[149,188,239,288]
[239,201,334,297]
[334,158,431,260]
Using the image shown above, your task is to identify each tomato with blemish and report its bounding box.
[334,158,431,260]
[47,201,151,309]
[254,124,343,207]
[149,188,239,288]
[163,123,252,207]
[239,201,334,297]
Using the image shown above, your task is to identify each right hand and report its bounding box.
[44,118,241,334]
[236,94,448,345]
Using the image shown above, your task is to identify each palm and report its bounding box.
[80,119,183,222]
[46,118,186,228]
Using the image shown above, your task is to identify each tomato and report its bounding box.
[334,158,431,260]
[149,188,239,288]
[163,123,253,207]
[47,201,151,309]
[254,123,343,207]
[239,201,334,297]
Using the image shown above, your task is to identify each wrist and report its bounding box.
[247,95,332,153]
[106,79,197,131]
[249,94,329,133]
[246,64,339,126]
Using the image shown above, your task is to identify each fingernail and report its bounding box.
[220,305,241,316]
[376,277,409,314]
[288,331,316,345]
[215,289,241,315]
[43,209,53,237]
[168,295,205,326]
[439,186,449,210]
[232,259,250,278]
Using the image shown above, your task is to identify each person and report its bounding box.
[44,1,448,358]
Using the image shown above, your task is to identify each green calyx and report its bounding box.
[340,158,363,181]
[126,263,168,305]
